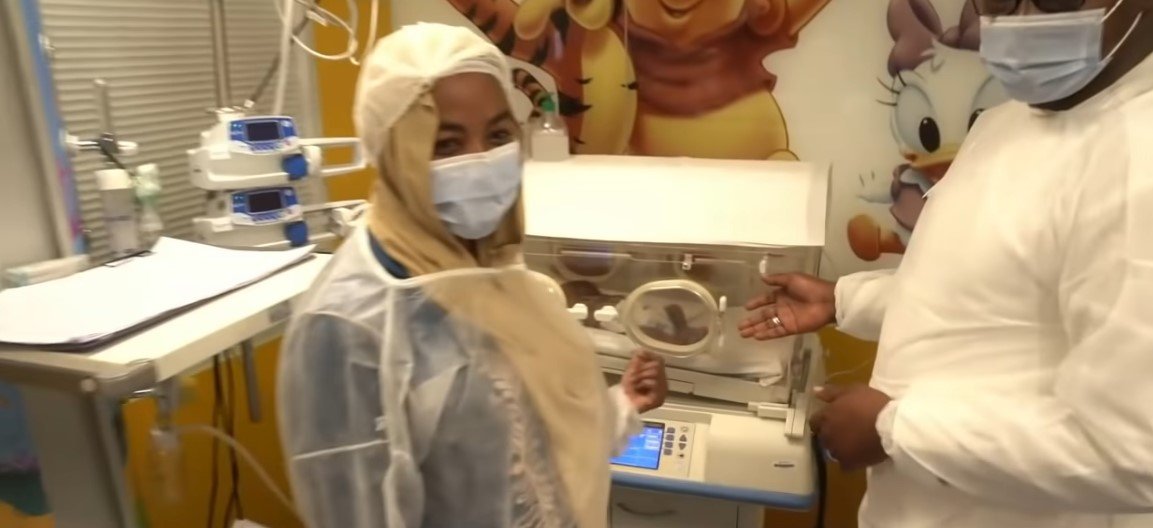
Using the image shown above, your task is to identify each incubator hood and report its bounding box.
[523,155,830,409]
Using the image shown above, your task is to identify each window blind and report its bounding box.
[38,0,318,259]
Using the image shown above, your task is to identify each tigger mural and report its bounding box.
[444,0,831,160]
[846,0,1007,261]
[444,0,638,155]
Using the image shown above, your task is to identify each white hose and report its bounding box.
[176,424,301,520]
[272,0,295,115]
[362,0,380,62]
[824,357,874,384]
[273,0,360,62]
[273,0,363,113]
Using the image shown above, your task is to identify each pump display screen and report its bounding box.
[610,422,665,470]
[245,121,282,142]
[247,190,284,213]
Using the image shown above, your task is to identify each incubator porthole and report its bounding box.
[555,246,626,282]
[619,280,723,359]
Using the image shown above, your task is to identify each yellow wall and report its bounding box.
[316,1,387,204]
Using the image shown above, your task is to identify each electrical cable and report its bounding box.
[177,424,301,520]
[224,353,245,522]
[825,357,875,384]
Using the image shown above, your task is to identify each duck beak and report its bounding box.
[903,143,961,183]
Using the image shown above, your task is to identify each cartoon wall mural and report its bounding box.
[442,0,831,160]
[845,0,1007,262]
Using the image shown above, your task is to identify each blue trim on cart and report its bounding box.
[611,472,815,510]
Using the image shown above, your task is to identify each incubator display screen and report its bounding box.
[248,190,284,213]
[245,121,281,142]
[610,422,665,470]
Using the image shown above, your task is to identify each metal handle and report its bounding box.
[615,502,676,518]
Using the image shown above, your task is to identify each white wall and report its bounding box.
[0,13,57,273]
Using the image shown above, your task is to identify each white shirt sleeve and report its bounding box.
[833,269,897,341]
[607,384,642,455]
[877,133,1153,512]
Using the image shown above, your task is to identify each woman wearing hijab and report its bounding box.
[277,22,668,528]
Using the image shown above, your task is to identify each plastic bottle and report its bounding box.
[530,95,571,161]
[135,163,164,247]
[95,168,140,258]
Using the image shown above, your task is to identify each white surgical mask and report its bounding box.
[979,3,1143,105]
[430,142,522,240]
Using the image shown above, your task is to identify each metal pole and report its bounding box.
[240,340,263,422]
[208,0,232,108]
[93,79,113,136]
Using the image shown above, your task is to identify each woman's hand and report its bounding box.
[622,350,668,414]
[739,273,837,340]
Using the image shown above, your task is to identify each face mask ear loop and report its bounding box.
[1102,2,1142,61]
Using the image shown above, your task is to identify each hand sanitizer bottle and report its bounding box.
[530,95,571,162]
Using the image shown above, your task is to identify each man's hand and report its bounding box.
[811,384,892,471]
[739,273,837,340]
[622,350,668,414]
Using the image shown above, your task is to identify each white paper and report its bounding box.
[0,238,314,347]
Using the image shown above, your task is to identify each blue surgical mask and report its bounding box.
[979,3,1143,105]
[430,142,522,240]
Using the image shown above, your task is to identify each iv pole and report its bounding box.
[205,0,263,424]
[209,0,233,109]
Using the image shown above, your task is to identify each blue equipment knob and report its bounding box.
[285,221,309,247]
[282,153,309,180]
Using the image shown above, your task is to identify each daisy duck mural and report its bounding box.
[846,0,1008,262]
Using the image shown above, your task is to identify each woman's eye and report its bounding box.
[434,138,461,157]
[489,129,514,145]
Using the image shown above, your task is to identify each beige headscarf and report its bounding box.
[355,23,611,527]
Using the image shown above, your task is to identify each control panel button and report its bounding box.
[679,435,687,442]
[666,427,675,433]
[678,442,687,450]
[663,449,673,456]
[664,441,673,449]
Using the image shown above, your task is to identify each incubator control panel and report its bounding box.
[229,187,303,226]
[228,116,299,154]
[611,419,696,479]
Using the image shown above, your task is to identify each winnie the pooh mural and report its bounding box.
[443,0,831,160]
